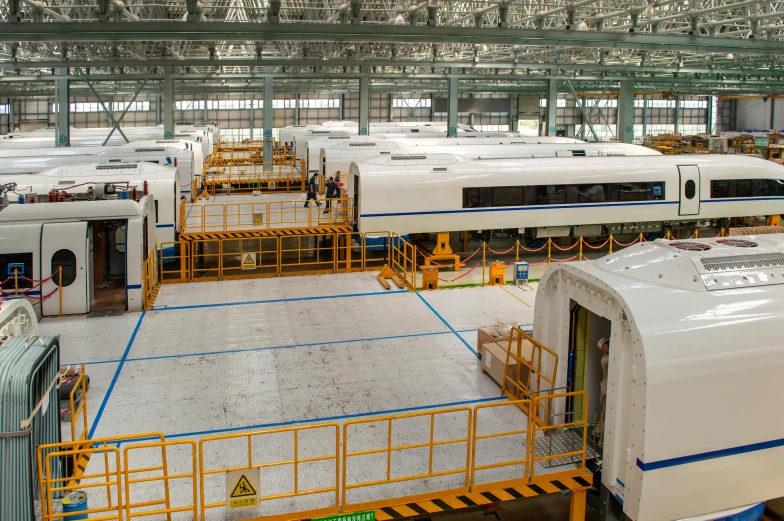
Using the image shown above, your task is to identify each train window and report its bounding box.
[0,252,34,290]
[684,180,696,200]
[710,179,784,199]
[51,249,77,287]
[463,181,665,208]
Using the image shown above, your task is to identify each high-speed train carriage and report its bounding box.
[318,141,659,180]
[0,141,199,201]
[5,162,181,246]
[350,154,784,237]
[535,234,784,521]
[306,135,585,174]
[0,194,156,315]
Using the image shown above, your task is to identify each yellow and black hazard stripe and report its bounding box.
[66,450,92,488]
[374,476,592,520]
[180,226,353,241]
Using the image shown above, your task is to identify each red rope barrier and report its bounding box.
[487,245,515,255]
[528,259,550,267]
[550,241,579,252]
[519,242,548,253]
[612,237,640,247]
[434,262,482,283]
[551,255,579,263]
[583,239,609,250]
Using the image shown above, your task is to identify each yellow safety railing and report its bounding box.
[123,439,197,520]
[471,400,532,492]
[198,423,341,521]
[142,250,159,311]
[502,328,559,429]
[201,160,308,195]
[342,407,472,511]
[389,233,417,289]
[190,239,222,282]
[38,432,167,521]
[67,364,89,449]
[530,391,589,482]
[220,235,280,278]
[182,197,353,235]
[4,266,64,316]
[159,241,191,283]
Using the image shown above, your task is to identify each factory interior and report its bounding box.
[3,2,784,521]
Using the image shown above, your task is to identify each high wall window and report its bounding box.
[51,101,150,113]
[474,124,510,132]
[300,99,339,108]
[393,98,432,108]
[679,124,707,135]
[539,99,567,108]
[176,100,205,110]
[711,179,784,199]
[0,104,9,115]
[463,181,665,208]
[582,99,617,108]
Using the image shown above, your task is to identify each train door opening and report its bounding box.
[353,174,360,227]
[90,220,129,312]
[678,165,701,216]
[40,222,90,316]
[568,302,611,448]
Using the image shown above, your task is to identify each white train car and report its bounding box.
[350,154,784,237]
[290,129,353,165]
[318,141,659,180]
[0,141,199,201]
[534,234,784,521]
[306,135,585,174]
[0,194,156,315]
[6,162,180,246]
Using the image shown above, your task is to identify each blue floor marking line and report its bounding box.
[60,324,535,368]
[125,330,457,362]
[415,292,479,359]
[150,289,408,311]
[88,311,146,440]
[158,396,507,440]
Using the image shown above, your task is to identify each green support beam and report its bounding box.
[163,67,174,139]
[545,78,557,136]
[55,68,70,147]
[359,66,369,135]
[618,80,635,143]
[263,70,273,164]
[447,67,458,136]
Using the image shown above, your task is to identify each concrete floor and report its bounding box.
[39,271,597,521]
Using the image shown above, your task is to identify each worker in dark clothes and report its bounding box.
[324,177,339,214]
[304,173,319,208]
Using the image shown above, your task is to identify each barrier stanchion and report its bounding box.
[609,234,613,253]
[482,242,487,286]
[547,238,552,267]
[579,236,583,261]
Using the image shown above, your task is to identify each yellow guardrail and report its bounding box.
[471,400,532,492]
[198,423,341,521]
[530,391,589,483]
[342,407,473,511]
[201,160,307,195]
[160,241,191,283]
[142,250,159,311]
[389,233,417,289]
[182,197,353,235]
[67,365,89,450]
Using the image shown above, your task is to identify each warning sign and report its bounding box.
[253,213,263,226]
[226,468,260,509]
[242,253,257,270]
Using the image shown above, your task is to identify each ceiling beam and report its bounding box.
[1,21,783,55]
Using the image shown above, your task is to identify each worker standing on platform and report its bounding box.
[324,177,339,214]
[596,336,610,449]
[304,173,319,208]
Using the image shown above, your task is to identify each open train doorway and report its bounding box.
[89,219,130,313]
[568,301,611,450]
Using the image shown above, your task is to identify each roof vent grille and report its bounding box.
[391,155,427,161]
[670,241,712,252]
[716,239,759,248]
[133,148,166,153]
[349,143,377,147]
[432,167,448,172]
[701,252,784,272]
[96,164,139,170]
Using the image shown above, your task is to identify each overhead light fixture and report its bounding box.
[427,0,442,6]
[577,21,588,31]
[727,53,734,60]
[481,44,488,52]
[392,13,405,25]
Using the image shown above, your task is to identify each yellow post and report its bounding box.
[720,228,726,237]
[547,238,552,267]
[515,239,520,263]
[569,488,587,521]
[482,242,487,286]
[13,268,18,295]
[58,266,63,317]
[639,232,644,243]
[609,234,613,254]
[694,229,699,238]
[579,236,583,261]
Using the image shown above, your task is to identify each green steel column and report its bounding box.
[359,66,369,135]
[545,78,557,136]
[263,71,274,164]
[55,67,70,147]
[618,79,635,143]
[447,67,458,136]
[163,67,174,139]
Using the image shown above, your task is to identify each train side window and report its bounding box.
[711,180,730,199]
[735,180,751,197]
[0,252,34,290]
[51,249,77,287]
[684,180,696,200]
[492,187,523,206]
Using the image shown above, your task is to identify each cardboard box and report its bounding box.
[477,327,513,357]
[481,339,535,390]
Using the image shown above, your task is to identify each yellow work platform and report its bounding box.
[373,474,592,520]
[179,225,353,241]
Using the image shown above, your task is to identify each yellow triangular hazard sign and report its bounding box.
[253,214,262,226]
[243,254,255,268]
[230,474,257,498]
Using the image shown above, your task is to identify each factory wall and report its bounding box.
[735,97,784,130]
[3,91,715,140]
